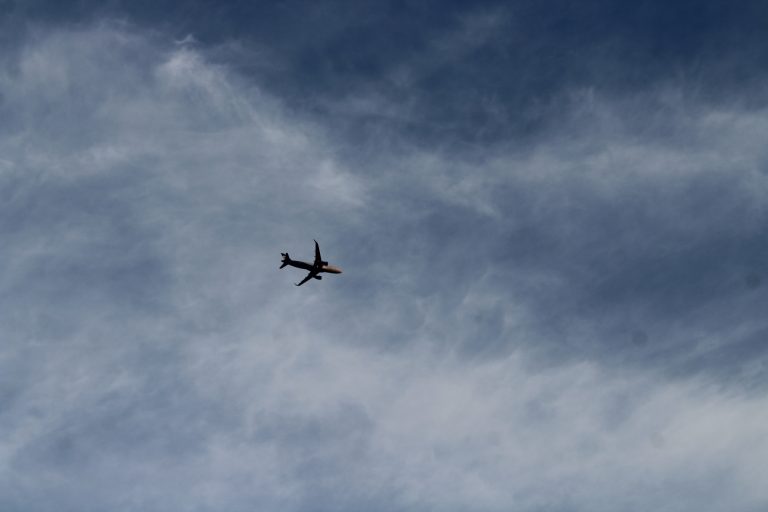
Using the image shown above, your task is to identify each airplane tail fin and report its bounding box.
[280,253,290,269]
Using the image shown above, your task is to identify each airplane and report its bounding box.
[280,240,343,286]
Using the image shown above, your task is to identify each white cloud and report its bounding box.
[1,23,767,512]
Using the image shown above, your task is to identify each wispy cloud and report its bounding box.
[1,20,767,512]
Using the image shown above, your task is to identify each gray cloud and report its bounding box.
[1,23,767,512]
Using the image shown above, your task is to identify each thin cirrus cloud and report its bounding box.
[0,13,767,512]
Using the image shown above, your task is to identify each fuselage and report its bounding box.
[286,260,342,274]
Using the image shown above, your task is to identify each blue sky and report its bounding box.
[1,2,767,511]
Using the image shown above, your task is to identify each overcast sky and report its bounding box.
[1,2,768,511]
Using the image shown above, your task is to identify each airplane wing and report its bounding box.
[313,239,329,267]
[313,239,322,267]
[295,270,317,287]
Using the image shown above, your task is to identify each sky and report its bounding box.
[1,1,768,511]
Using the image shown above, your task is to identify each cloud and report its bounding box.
[0,21,767,512]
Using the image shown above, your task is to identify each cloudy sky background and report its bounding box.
[1,1,768,510]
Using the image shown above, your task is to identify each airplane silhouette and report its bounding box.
[280,240,343,286]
